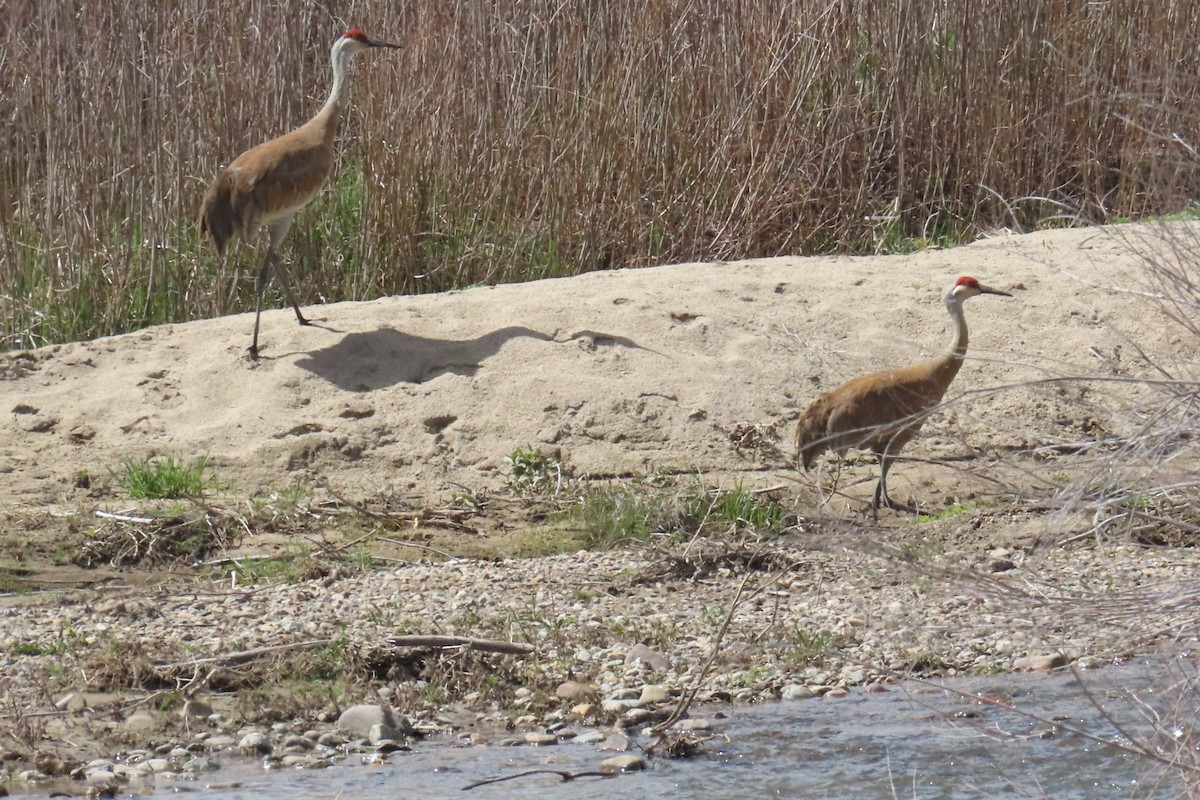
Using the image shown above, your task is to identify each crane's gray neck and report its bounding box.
[320,40,354,115]
[944,291,968,360]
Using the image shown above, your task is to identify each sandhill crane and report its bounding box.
[794,276,1011,514]
[199,29,401,359]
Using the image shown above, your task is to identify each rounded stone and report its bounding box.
[599,754,646,773]
[781,683,816,701]
[238,732,272,755]
[638,684,669,704]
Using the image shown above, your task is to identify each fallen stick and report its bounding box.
[384,635,535,655]
[154,634,535,674]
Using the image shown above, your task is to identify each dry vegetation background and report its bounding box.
[3,0,1200,350]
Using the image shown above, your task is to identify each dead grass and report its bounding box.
[5,0,1200,349]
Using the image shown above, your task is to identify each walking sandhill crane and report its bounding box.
[199,29,401,359]
[794,276,1012,514]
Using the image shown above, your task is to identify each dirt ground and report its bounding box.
[1,221,1198,786]
[4,223,1197,569]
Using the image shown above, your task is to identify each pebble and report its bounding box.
[677,718,712,731]
[181,699,213,719]
[2,533,1186,787]
[85,769,118,789]
[337,705,412,738]
[1013,653,1069,672]
[556,680,596,700]
[638,684,669,703]
[781,684,816,701]
[523,733,557,746]
[599,754,646,773]
[624,643,671,671]
[601,698,642,713]
[181,756,213,773]
[597,733,629,752]
[369,724,403,744]
[238,732,272,755]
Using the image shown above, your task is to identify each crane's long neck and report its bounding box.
[925,291,969,388]
[311,41,354,145]
[943,291,969,372]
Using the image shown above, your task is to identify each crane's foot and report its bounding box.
[295,312,312,326]
[870,491,921,517]
[880,497,921,515]
[248,344,261,361]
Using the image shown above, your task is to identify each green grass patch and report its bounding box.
[8,627,86,657]
[503,446,561,494]
[111,455,212,499]
[563,480,794,550]
[918,503,972,523]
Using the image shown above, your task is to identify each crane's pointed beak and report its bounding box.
[979,284,1012,297]
[367,37,403,50]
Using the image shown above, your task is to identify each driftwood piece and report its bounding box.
[154,634,535,676]
[384,635,535,655]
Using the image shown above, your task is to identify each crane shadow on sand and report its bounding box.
[294,326,655,392]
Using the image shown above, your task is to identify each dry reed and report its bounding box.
[3,0,1200,349]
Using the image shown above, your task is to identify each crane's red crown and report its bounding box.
[955,276,980,288]
[344,29,369,41]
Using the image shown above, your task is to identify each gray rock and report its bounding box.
[624,643,671,671]
[598,732,629,752]
[182,699,213,719]
[368,723,402,744]
[85,769,118,790]
[238,732,272,755]
[781,683,816,701]
[317,731,348,747]
[601,697,643,713]
[181,756,214,773]
[1013,653,1068,672]
[638,684,669,704]
[599,754,646,773]
[555,680,596,700]
[523,732,557,746]
[337,704,413,737]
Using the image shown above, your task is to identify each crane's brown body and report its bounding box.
[198,108,338,259]
[197,29,400,359]
[795,277,1010,513]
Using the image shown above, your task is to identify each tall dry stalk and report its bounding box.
[3,0,1200,350]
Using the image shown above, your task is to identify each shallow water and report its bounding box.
[152,660,1200,798]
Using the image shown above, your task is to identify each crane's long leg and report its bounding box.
[872,453,919,515]
[273,259,311,326]
[249,215,306,360]
[249,246,276,360]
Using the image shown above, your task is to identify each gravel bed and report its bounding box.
[1,535,1197,791]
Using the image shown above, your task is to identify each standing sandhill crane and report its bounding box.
[199,29,401,359]
[794,276,1012,514]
